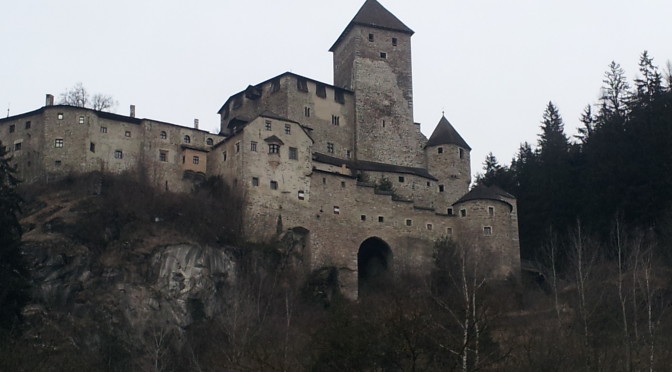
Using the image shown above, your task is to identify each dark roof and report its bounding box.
[264,135,284,145]
[453,184,515,207]
[259,111,300,125]
[425,115,471,150]
[330,0,414,52]
[180,144,210,152]
[313,152,437,180]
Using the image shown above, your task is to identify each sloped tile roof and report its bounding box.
[453,184,515,207]
[426,115,471,150]
[313,152,437,180]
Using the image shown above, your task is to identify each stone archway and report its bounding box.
[357,237,393,294]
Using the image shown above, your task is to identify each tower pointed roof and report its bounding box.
[426,115,471,150]
[330,0,414,52]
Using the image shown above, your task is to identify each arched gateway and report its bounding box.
[357,237,393,294]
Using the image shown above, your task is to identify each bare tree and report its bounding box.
[59,82,116,112]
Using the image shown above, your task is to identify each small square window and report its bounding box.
[14,143,22,151]
[378,216,384,222]
[327,142,334,153]
[333,206,340,215]
[90,142,96,153]
[392,37,397,46]
[368,33,374,42]
[250,141,257,152]
[446,227,453,235]
[9,124,15,133]
[285,124,291,134]
[361,215,366,221]
[160,131,167,139]
[25,121,31,129]
[269,144,280,154]
[380,52,387,59]
[322,178,326,184]
[438,147,443,154]
[331,115,340,126]
[341,181,346,188]
[192,156,199,164]
[398,176,405,183]
[346,150,351,159]
[114,150,123,159]
[54,138,64,148]
[488,206,495,216]
[79,116,85,124]
[206,138,214,146]
[100,126,107,133]
[460,209,467,217]
[57,113,63,120]
[270,180,278,190]
[265,120,272,130]
[316,84,327,98]
[298,190,305,200]
[159,150,167,162]
[297,78,308,92]
[427,182,431,187]
[125,131,131,137]
[439,185,445,192]
[183,135,190,143]
[405,219,412,226]
[447,208,454,216]
[252,177,259,186]
[427,224,433,231]
[334,90,345,104]
[54,160,62,166]
[289,147,298,160]
[483,226,492,235]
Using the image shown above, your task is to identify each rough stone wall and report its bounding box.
[0,111,45,183]
[358,170,437,207]
[426,143,471,213]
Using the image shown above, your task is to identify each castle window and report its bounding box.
[79,116,85,124]
[331,115,340,126]
[269,144,280,154]
[361,215,366,221]
[427,223,433,231]
[382,120,385,128]
[90,142,96,153]
[265,120,272,130]
[285,124,291,134]
[125,131,131,137]
[327,142,334,153]
[483,226,492,236]
[160,131,167,139]
[114,150,123,159]
[334,89,345,104]
[368,33,374,42]
[252,177,259,186]
[488,206,495,216]
[297,77,308,92]
[304,107,310,117]
[322,177,326,184]
[459,148,465,159]
[298,190,305,200]
[14,142,21,151]
[25,121,31,129]
[270,79,280,93]
[439,185,445,192]
[289,147,298,160]
[427,181,431,187]
[100,126,107,133]
[250,141,257,152]
[406,219,412,226]
[270,180,278,190]
[9,125,15,133]
[380,52,387,59]
[206,138,214,146]
[159,150,167,162]
[333,206,340,215]
[54,160,61,166]
[438,147,443,154]
[447,208,454,216]
[346,150,351,158]
[54,138,64,148]
[378,216,384,223]
[392,37,397,46]
[316,83,326,98]
[223,151,227,161]
[184,135,191,143]
[460,209,467,217]
[446,227,453,235]
[192,156,199,164]
[398,176,405,183]
[182,156,185,164]
[341,181,346,188]
[57,113,63,120]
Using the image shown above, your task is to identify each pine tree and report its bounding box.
[0,142,29,331]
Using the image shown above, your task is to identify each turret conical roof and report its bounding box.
[426,115,471,150]
[330,0,414,51]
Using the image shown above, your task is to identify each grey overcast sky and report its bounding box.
[2,0,671,177]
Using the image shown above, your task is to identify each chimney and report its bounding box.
[46,94,54,106]
[130,105,136,118]
[194,118,199,130]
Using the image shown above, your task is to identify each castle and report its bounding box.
[1,0,520,297]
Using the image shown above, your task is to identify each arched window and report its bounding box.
[184,135,191,143]
[160,131,167,139]
[206,138,214,146]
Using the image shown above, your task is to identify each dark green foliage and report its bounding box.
[0,142,29,331]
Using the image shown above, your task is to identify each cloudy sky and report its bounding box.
[2,0,671,177]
